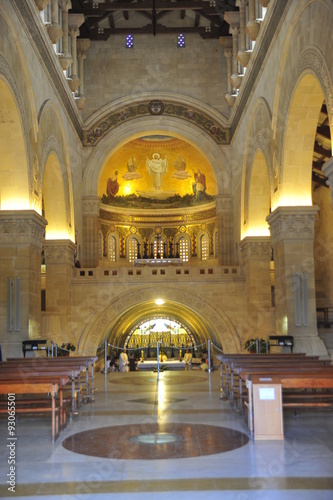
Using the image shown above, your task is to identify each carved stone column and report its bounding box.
[224,11,241,90]
[68,14,84,92]
[43,240,76,343]
[239,237,274,339]
[216,195,234,265]
[59,0,73,71]
[236,0,250,68]
[47,0,63,44]
[76,38,91,110]
[246,0,260,41]
[322,156,333,206]
[219,37,235,107]
[267,206,327,356]
[0,211,47,359]
[82,197,100,268]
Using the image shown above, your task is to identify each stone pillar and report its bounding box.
[219,37,235,107]
[46,0,63,45]
[239,236,274,339]
[76,38,91,110]
[246,0,260,41]
[267,206,327,356]
[68,14,85,92]
[224,11,241,90]
[82,197,100,268]
[59,0,73,71]
[322,156,333,206]
[216,195,234,265]
[0,211,47,359]
[236,0,250,68]
[43,240,76,345]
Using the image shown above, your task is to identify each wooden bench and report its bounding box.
[0,380,59,443]
[5,355,97,404]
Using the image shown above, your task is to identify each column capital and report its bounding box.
[43,239,76,266]
[266,206,319,244]
[77,38,91,55]
[239,236,271,262]
[0,210,46,248]
[68,13,85,30]
[83,196,100,216]
[35,0,51,10]
[215,195,233,213]
[224,11,240,29]
[219,36,233,50]
[59,0,72,12]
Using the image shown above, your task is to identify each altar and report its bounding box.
[136,359,186,371]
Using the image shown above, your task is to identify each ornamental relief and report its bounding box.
[269,214,317,243]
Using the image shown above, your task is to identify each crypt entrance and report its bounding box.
[103,299,223,361]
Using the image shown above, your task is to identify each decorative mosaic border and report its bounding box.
[83,100,229,146]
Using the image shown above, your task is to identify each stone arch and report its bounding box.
[77,285,241,355]
[83,94,231,198]
[272,0,333,204]
[241,98,273,239]
[0,9,40,210]
[39,101,75,241]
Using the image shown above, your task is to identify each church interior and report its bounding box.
[0,0,333,498]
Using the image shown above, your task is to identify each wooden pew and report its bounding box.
[0,371,69,429]
[0,380,59,443]
[5,355,97,403]
[0,363,82,416]
[229,358,332,410]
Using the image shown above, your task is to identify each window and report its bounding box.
[128,237,138,263]
[179,236,189,262]
[108,235,117,262]
[200,234,209,261]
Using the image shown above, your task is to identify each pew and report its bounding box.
[0,380,59,443]
[5,356,97,404]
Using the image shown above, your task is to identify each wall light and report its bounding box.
[155,299,165,305]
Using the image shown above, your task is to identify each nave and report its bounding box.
[0,370,332,499]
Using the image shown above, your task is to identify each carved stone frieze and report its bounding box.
[43,239,76,265]
[83,100,229,147]
[266,207,319,244]
[0,211,46,247]
[83,197,100,216]
[215,195,233,212]
[239,237,271,262]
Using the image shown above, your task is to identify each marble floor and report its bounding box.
[0,370,333,499]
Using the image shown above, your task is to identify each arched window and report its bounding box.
[98,232,103,261]
[108,234,117,262]
[200,233,209,261]
[179,236,189,262]
[153,237,164,258]
[214,230,218,259]
[128,237,138,263]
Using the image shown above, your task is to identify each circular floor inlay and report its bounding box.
[62,423,249,460]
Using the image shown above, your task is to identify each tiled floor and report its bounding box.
[0,370,333,499]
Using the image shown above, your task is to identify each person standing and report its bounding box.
[119,348,129,372]
[183,349,192,371]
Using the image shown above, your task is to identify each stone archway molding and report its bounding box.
[77,284,241,355]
